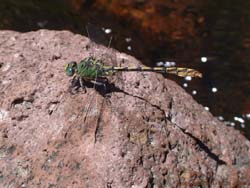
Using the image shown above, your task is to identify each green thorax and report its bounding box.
[77,57,106,78]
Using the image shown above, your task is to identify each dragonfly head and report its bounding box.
[65,61,77,77]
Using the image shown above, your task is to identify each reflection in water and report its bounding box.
[199,1,250,137]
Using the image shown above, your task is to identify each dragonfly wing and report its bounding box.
[86,23,110,47]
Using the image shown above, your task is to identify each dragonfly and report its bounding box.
[65,56,202,92]
[64,24,202,144]
[65,23,202,92]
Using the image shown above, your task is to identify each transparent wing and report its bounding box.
[86,23,117,68]
[84,23,115,145]
[86,23,110,47]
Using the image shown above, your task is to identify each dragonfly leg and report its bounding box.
[79,77,87,93]
[69,76,86,94]
[69,76,79,94]
[70,75,78,87]
[91,80,106,87]
[91,78,108,95]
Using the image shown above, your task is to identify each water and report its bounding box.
[0,0,249,138]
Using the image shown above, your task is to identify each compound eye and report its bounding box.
[65,61,77,76]
[66,66,74,76]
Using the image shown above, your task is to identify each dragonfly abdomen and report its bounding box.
[105,66,202,78]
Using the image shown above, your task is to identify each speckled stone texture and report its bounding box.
[0,30,250,188]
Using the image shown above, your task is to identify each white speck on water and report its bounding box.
[185,76,192,81]
[244,113,250,119]
[192,90,197,95]
[230,122,235,127]
[125,37,132,42]
[164,61,171,67]
[241,124,245,128]
[104,28,112,34]
[204,106,209,111]
[164,61,176,67]
[37,20,48,28]
[234,116,245,123]
[218,116,224,121]
[127,46,132,51]
[201,57,207,63]
[156,61,164,66]
[212,87,218,93]
[170,61,176,66]
[183,83,188,88]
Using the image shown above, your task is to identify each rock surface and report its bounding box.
[0,30,250,188]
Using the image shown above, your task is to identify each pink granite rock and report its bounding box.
[0,30,250,187]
